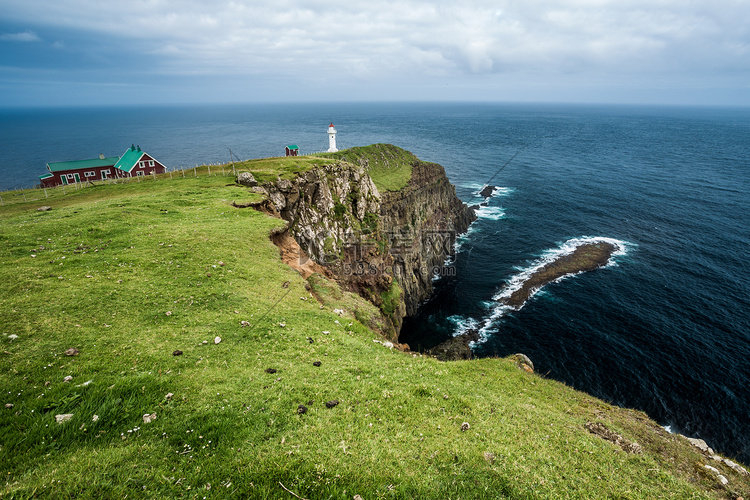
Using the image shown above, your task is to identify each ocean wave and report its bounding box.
[475,205,506,220]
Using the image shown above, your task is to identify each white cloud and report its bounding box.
[0,30,41,42]
[1,0,749,103]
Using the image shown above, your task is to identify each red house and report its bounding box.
[39,145,167,188]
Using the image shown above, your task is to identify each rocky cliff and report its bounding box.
[255,144,475,340]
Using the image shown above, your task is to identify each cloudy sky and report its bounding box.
[1,0,748,107]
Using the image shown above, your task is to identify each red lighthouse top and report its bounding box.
[329,123,334,127]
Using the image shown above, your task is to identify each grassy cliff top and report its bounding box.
[0,163,747,498]
[319,143,417,192]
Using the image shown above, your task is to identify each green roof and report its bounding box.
[47,157,119,173]
[114,145,145,173]
[287,145,299,149]
[39,173,53,180]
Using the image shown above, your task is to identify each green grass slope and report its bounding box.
[1,166,748,499]
[320,144,416,192]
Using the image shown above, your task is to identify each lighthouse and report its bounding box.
[327,123,338,152]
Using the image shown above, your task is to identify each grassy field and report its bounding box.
[1,159,748,499]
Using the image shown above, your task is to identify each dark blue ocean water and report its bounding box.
[1,103,749,463]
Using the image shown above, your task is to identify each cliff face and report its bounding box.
[379,160,475,316]
[260,144,475,340]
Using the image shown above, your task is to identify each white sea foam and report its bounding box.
[475,205,506,220]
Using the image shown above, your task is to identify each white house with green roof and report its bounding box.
[40,145,167,187]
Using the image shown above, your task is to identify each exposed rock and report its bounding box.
[55,414,73,424]
[143,413,157,423]
[686,437,715,456]
[236,171,257,187]
[214,336,221,344]
[297,404,307,414]
[63,375,73,383]
[479,185,496,198]
[172,350,183,356]
[325,400,339,408]
[497,241,617,309]
[92,414,99,422]
[461,422,470,432]
[240,320,250,327]
[165,392,174,400]
[513,353,534,373]
[313,361,322,367]
[724,459,749,476]
[265,368,277,374]
[585,422,642,454]
[5,403,13,409]
[37,206,52,211]
[428,330,479,361]
[64,347,79,356]
[704,465,729,485]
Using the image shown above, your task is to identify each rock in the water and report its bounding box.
[325,400,339,408]
[55,414,74,424]
[64,347,79,356]
[479,185,496,198]
[498,241,618,310]
[237,172,257,187]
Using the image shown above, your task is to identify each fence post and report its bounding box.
[182,168,185,178]
[194,165,198,177]
[44,188,48,198]
[0,195,3,206]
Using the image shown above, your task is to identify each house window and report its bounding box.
[85,171,96,177]
[148,160,154,167]
[67,174,75,179]
[139,161,145,168]
[136,171,144,177]
[101,169,111,180]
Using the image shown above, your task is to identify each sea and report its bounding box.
[1,102,749,463]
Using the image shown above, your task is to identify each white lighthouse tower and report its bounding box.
[327,123,338,152]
